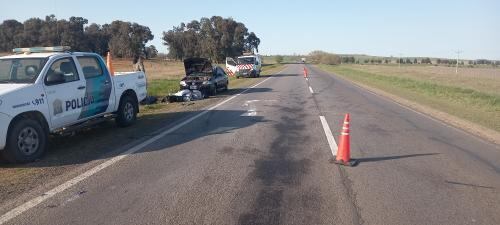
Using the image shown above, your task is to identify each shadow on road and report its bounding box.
[271,74,299,77]
[356,153,440,164]
[222,87,273,96]
[0,108,266,169]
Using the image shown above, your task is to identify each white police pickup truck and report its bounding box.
[0,47,147,163]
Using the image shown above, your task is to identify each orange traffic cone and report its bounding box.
[106,51,115,76]
[334,114,357,166]
[303,67,308,78]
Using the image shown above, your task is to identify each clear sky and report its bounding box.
[1,0,499,60]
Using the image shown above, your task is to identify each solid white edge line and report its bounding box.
[319,116,338,157]
[309,86,314,94]
[0,72,279,225]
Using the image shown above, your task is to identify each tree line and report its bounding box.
[162,16,260,63]
[0,15,155,58]
[308,51,341,65]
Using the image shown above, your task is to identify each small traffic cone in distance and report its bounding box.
[106,51,115,76]
[334,114,357,166]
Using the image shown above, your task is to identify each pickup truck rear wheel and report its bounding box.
[2,119,47,163]
[116,95,137,127]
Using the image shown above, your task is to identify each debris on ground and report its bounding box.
[165,90,204,103]
[140,96,158,105]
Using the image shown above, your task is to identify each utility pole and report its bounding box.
[455,50,462,74]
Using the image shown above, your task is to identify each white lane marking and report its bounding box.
[243,100,260,106]
[305,78,309,81]
[243,100,258,116]
[246,109,257,117]
[0,75,278,225]
[309,86,314,94]
[243,100,278,116]
[319,116,338,157]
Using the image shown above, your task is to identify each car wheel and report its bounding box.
[116,95,137,127]
[2,118,47,163]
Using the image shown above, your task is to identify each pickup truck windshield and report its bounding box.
[237,57,255,64]
[0,58,47,83]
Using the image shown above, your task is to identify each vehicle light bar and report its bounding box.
[12,46,71,54]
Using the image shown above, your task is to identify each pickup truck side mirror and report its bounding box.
[46,72,65,85]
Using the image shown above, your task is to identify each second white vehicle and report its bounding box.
[226,54,262,78]
[0,47,147,163]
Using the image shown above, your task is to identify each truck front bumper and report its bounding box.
[236,70,256,77]
[0,113,12,150]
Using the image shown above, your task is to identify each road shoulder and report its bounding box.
[312,65,500,146]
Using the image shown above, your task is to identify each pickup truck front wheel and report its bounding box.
[116,95,137,127]
[2,119,47,163]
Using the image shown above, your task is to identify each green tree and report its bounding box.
[162,16,260,63]
[84,23,109,55]
[246,32,260,53]
[0,19,24,51]
[145,45,158,58]
[22,18,43,47]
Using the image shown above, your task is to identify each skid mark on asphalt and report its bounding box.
[337,167,365,225]
[238,84,319,225]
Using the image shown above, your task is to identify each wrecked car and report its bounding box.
[179,58,229,98]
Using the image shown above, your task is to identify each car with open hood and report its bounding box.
[179,58,228,97]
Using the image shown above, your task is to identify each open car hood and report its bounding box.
[183,58,213,76]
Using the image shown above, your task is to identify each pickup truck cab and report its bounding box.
[0,47,147,163]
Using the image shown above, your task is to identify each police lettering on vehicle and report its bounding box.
[65,96,95,111]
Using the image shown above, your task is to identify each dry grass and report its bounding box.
[347,64,500,95]
[111,58,185,80]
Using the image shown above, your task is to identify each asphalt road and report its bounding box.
[2,64,499,225]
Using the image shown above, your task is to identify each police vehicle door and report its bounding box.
[76,56,114,118]
[43,57,86,128]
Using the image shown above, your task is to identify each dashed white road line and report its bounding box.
[319,116,338,157]
[309,86,314,94]
[0,72,279,225]
[305,77,309,81]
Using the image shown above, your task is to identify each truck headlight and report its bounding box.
[202,81,211,85]
[180,81,187,86]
